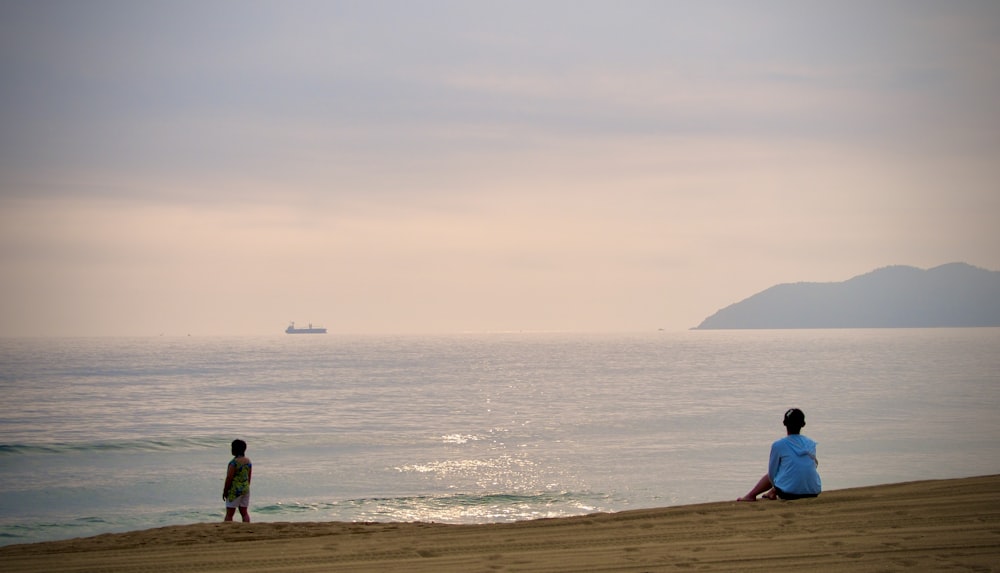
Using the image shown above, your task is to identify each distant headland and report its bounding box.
[694,262,1000,329]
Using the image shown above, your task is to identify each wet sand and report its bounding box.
[3,474,998,572]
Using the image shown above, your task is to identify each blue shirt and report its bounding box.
[768,434,821,495]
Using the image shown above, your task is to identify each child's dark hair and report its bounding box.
[783,408,806,431]
[231,439,247,456]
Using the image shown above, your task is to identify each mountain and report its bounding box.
[693,263,1000,329]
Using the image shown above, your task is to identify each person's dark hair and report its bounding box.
[783,408,806,431]
[231,439,247,457]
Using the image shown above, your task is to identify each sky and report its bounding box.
[1,1,998,337]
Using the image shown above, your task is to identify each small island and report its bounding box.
[694,262,1000,329]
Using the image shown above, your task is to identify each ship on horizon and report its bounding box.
[285,322,327,334]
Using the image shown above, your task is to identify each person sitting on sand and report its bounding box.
[739,408,821,501]
[223,439,252,522]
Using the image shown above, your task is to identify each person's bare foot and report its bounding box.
[761,490,777,500]
[737,495,757,502]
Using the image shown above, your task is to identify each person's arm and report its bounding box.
[247,465,252,485]
[223,463,235,500]
[767,442,782,480]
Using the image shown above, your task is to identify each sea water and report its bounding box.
[1,329,998,546]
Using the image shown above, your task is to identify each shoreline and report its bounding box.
[3,474,999,572]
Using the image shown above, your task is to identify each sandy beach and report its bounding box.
[3,475,998,572]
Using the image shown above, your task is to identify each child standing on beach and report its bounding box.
[223,439,252,522]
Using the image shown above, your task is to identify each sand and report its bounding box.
[2,475,999,572]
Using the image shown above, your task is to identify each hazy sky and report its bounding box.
[2,1,998,336]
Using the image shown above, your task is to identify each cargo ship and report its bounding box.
[285,322,327,334]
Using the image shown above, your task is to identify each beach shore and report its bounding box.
[3,475,998,572]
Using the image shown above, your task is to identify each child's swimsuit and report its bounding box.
[226,457,252,501]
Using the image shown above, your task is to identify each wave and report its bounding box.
[0,511,223,547]
[0,436,227,456]
[252,490,611,524]
[0,491,609,547]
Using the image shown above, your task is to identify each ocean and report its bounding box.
[1,329,998,546]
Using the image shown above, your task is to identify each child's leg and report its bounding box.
[224,507,237,521]
[738,474,774,501]
[238,507,250,522]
